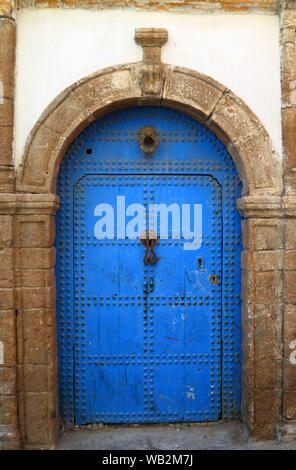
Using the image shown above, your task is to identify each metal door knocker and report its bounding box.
[139,230,161,265]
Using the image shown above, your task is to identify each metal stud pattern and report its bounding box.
[56,106,242,425]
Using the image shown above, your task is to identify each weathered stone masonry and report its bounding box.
[281,1,296,433]
[0,5,19,450]
[0,0,296,450]
[15,0,281,14]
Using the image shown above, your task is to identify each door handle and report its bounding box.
[140,230,161,266]
[144,238,160,266]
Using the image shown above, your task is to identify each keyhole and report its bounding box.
[197,257,204,270]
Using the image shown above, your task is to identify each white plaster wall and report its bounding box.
[14,9,282,167]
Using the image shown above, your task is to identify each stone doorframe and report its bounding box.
[4,28,293,448]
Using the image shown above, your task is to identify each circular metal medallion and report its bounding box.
[139,126,159,154]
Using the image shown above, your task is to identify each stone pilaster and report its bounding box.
[282,197,296,425]
[238,196,284,438]
[0,195,20,449]
[14,195,60,449]
[280,1,296,431]
[0,1,18,450]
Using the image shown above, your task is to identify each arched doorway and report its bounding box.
[15,58,282,444]
[56,105,242,425]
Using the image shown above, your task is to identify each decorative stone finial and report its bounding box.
[135,28,168,64]
[134,28,168,96]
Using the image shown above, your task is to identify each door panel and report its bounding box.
[56,105,242,425]
[73,173,221,423]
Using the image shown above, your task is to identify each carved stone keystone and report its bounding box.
[135,28,168,96]
[135,28,168,64]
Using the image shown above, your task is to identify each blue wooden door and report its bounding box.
[56,106,242,425]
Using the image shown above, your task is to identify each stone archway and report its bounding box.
[16,62,281,197]
[14,29,284,448]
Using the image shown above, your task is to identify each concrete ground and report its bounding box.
[57,421,296,450]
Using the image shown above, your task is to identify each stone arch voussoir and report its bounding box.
[16,63,282,197]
